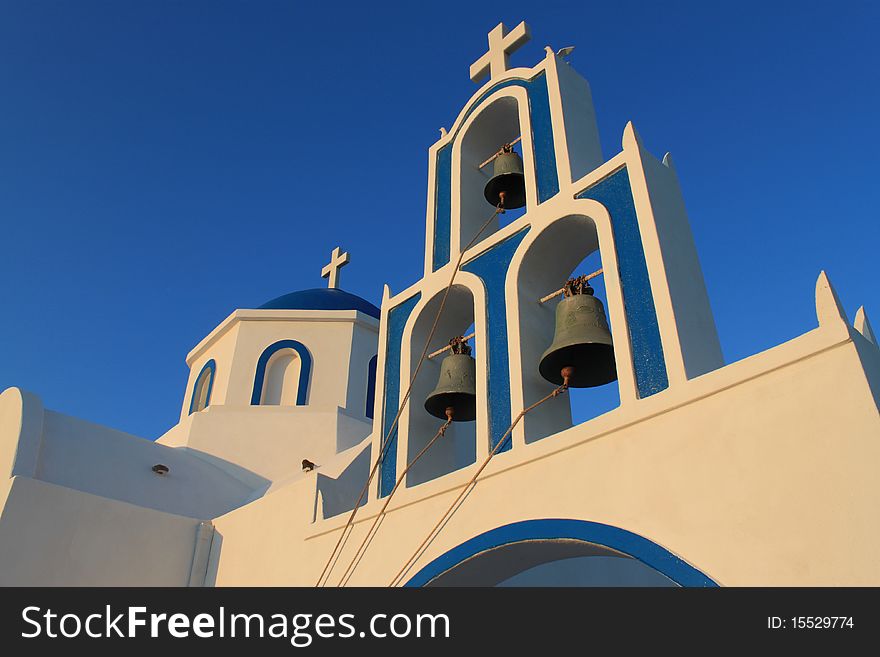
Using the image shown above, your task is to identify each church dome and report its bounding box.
[257,288,381,319]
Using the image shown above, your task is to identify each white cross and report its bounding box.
[469,22,531,84]
[321,246,350,289]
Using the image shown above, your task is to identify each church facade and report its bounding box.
[2,23,879,587]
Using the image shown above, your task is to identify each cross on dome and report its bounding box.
[321,246,350,289]
[469,21,531,84]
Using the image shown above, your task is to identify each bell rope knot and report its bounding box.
[563,275,594,298]
[448,335,472,355]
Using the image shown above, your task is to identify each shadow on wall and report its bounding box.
[497,556,675,587]
[315,445,370,519]
[203,530,222,587]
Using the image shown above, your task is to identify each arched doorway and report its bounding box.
[404,519,716,587]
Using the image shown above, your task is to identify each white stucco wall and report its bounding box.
[158,404,371,485]
[181,323,241,417]
[208,314,880,586]
[181,309,379,418]
[36,410,258,518]
[0,477,202,586]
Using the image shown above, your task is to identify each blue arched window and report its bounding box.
[189,359,216,414]
[365,354,378,419]
[251,340,312,406]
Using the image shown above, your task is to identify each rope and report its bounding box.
[336,412,453,586]
[388,382,569,587]
[315,203,504,587]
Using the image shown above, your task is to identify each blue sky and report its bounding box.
[1,1,878,439]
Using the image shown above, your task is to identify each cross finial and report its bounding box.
[469,22,531,84]
[321,246,350,289]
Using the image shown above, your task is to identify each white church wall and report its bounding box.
[0,476,201,586]
[315,444,371,520]
[2,387,263,522]
[260,349,302,405]
[173,404,371,484]
[35,409,258,518]
[180,322,241,420]
[851,330,880,409]
[623,124,725,382]
[206,294,880,586]
[548,52,604,185]
[0,387,43,481]
[209,475,318,586]
[344,322,381,422]
[184,309,378,415]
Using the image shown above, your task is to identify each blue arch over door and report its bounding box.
[404,518,717,587]
[251,339,312,406]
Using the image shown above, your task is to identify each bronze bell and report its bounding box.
[539,277,617,388]
[484,144,526,209]
[425,337,477,421]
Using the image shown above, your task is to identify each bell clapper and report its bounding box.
[560,366,575,389]
[497,190,506,211]
[439,406,455,436]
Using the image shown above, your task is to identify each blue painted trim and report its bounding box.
[431,72,559,272]
[404,519,717,588]
[462,227,530,452]
[250,340,312,406]
[526,73,560,203]
[576,167,669,397]
[432,146,452,271]
[365,354,378,420]
[188,359,216,415]
[380,293,421,497]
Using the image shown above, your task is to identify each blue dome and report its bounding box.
[257,288,381,319]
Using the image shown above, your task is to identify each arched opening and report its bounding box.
[567,250,621,426]
[405,520,716,588]
[458,95,527,251]
[365,354,378,419]
[261,349,302,406]
[405,285,478,487]
[188,360,215,414]
[251,340,312,406]
[497,556,676,586]
[515,214,621,443]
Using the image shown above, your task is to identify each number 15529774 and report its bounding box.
[768,617,854,630]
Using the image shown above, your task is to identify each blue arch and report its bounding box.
[404,519,717,588]
[188,359,216,415]
[432,71,558,271]
[250,340,312,406]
